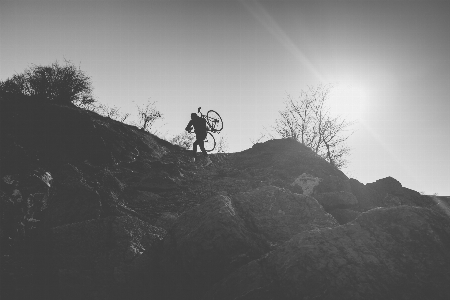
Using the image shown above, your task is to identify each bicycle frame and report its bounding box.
[197,107,220,133]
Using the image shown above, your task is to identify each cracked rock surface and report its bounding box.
[1,95,449,300]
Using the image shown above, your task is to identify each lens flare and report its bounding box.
[431,195,450,218]
[239,0,325,82]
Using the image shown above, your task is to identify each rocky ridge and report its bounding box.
[1,95,449,300]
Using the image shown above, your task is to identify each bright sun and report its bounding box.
[329,81,368,121]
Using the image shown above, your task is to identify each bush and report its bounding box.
[0,59,95,106]
[170,131,195,150]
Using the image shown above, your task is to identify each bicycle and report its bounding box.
[188,107,223,152]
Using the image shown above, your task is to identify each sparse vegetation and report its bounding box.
[170,131,196,150]
[136,100,164,132]
[215,135,229,153]
[273,84,354,168]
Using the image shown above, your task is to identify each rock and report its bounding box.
[290,173,321,195]
[327,208,361,225]
[382,193,402,207]
[131,172,179,192]
[154,212,179,230]
[3,95,449,299]
[234,186,338,244]
[52,216,165,299]
[124,189,162,207]
[229,139,348,191]
[349,177,435,212]
[160,194,269,299]
[160,186,338,299]
[45,176,102,227]
[429,195,450,217]
[315,174,352,194]
[399,187,434,208]
[0,169,53,253]
[314,191,358,210]
[366,176,403,196]
[349,178,379,210]
[207,206,450,300]
[202,259,278,300]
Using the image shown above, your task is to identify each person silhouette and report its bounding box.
[185,113,212,166]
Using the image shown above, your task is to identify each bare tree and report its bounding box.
[273,84,354,168]
[96,103,130,122]
[215,135,229,153]
[136,100,163,132]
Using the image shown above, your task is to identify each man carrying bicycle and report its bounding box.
[185,113,213,166]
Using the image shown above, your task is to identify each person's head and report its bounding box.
[191,113,197,120]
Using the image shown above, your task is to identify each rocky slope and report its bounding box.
[1,95,449,300]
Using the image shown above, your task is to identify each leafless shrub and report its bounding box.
[273,84,354,169]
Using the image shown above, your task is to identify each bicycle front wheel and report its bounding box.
[206,110,223,132]
[204,131,216,152]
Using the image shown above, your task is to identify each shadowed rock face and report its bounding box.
[207,206,450,300]
[349,177,434,212]
[233,186,338,244]
[1,95,449,300]
[160,186,338,298]
[52,216,165,299]
[314,191,358,210]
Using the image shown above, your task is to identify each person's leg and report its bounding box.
[199,140,207,157]
[195,132,211,166]
[192,140,198,157]
[196,132,206,156]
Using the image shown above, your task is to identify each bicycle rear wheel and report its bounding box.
[206,110,223,132]
[204,131,216,152]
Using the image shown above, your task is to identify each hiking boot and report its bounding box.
[205,157,213,167]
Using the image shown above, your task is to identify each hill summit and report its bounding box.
[1,95,450,300]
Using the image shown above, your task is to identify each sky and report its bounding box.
[1,0,449,196]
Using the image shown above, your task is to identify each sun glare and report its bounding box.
[329,81,368,121]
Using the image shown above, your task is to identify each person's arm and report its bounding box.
[202,118,211,132]
[185,120,193,132]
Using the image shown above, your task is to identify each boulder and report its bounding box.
[123,189,162,207]
[1,169,52,238]
[289,173,321,195]
[327,208,361,225]
[234,186,338,244]
[315,174,352,194]
[348,178,379,210]
[160,186,338,299]
[229,139,348,190]
[399,187,434,208]
[3,95,449,299]
[132,173,179,192]
[154,212,179,230]
[207,206,450,300]
[160,194,269,299]
[51,216,165,299]
[349,177,436,212]
[382,193,402,207]
[366,176,403,196]
[314,191,358,210]
[45,174,102,227]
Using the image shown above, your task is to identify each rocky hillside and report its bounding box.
[1,95,449,300]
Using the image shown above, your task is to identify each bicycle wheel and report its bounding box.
[206,110,223,132]
[204,131,216,152]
